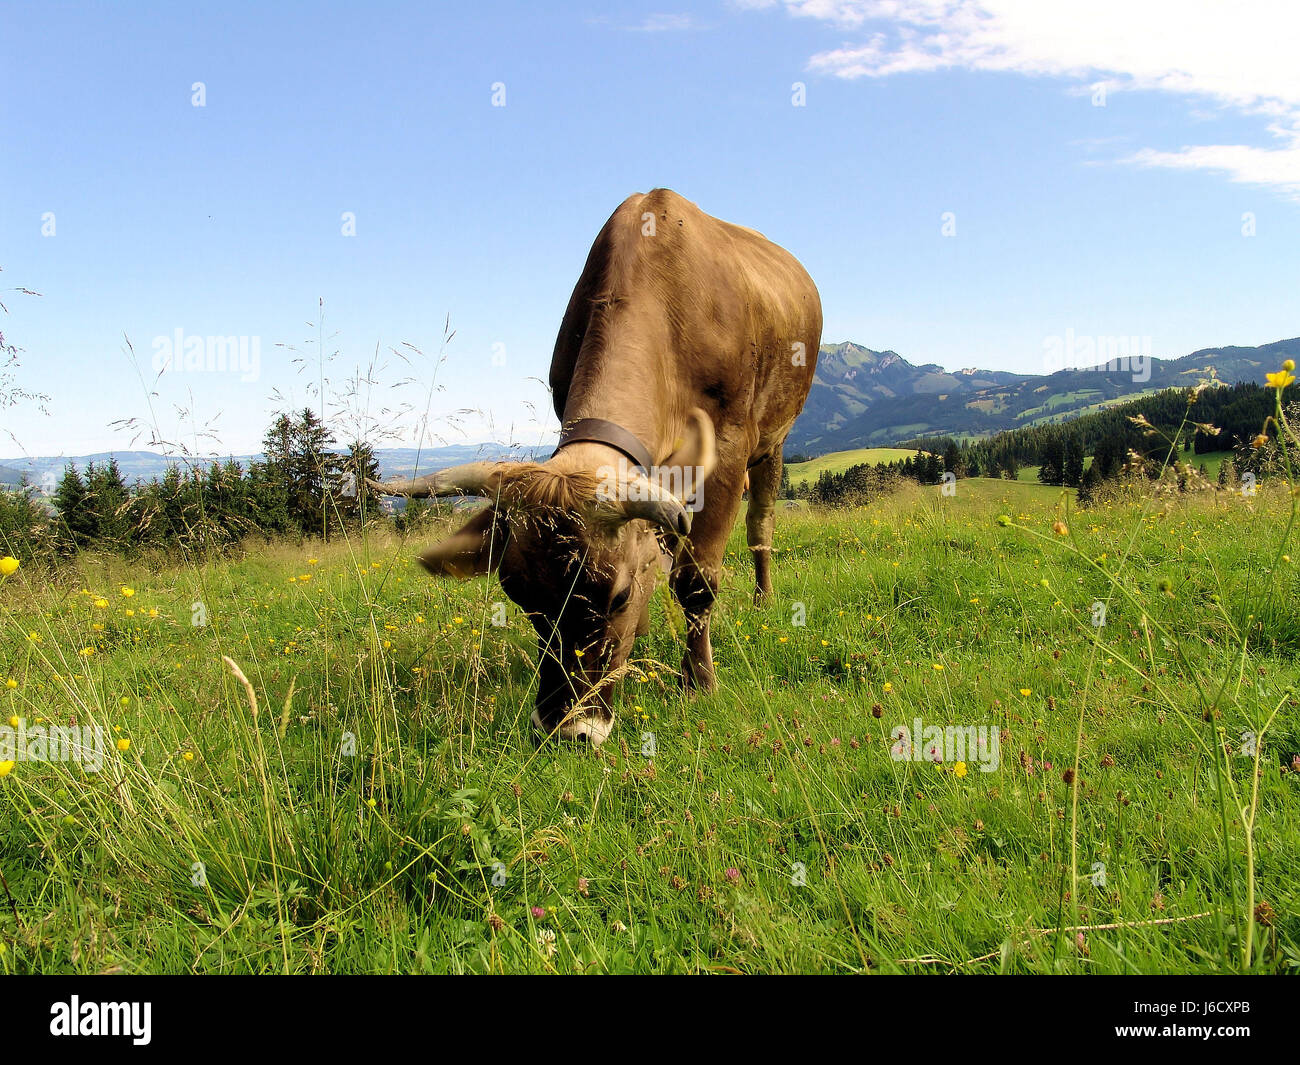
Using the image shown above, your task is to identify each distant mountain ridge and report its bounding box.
[5,335,1295,480]
[787,337,1300,453]
[0,443,553,490]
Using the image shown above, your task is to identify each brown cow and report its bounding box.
[376,189,821,746]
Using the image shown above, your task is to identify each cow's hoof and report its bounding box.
[753,587,772,607]
[679,658,717,694]
[531,708,613,748]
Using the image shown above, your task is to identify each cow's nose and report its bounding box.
[531,708,613,749]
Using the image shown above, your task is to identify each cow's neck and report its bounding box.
[557,348,675,467]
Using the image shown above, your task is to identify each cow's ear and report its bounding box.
[418,506,508,578]
[663,407,718,503]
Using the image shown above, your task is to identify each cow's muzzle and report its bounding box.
[531,707,613,748]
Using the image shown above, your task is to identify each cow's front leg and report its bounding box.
[670,558,720,691]
[669,463,745,692]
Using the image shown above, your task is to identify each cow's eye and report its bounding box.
[610,586,631,613]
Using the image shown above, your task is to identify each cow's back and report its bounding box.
[550,190,821,467]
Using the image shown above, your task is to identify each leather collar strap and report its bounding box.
[552,417,655,474]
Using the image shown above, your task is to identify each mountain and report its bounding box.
[788,337,1300,454]
[0,443,553,492]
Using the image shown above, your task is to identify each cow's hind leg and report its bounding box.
[671,469,745,692]
[745,447,782,606]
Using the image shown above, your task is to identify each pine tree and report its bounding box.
[87,457,130,549]
[340,441,382,522]
[53,463,94,551]
[1038,437,1065,486]
[943,441,963,478]
[1063,432,1085,488]
[292,408,342,536]
[1077,463,1103,506]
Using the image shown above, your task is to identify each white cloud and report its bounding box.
[749,0,1300,197]
[1126,134,1300,200]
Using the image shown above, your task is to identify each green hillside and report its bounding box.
[785,447,922,486]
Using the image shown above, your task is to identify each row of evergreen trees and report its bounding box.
[787,382,1279,509]
[0,409,392,560]
[940,381,1271,482]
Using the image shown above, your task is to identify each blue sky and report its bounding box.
[3,0,1298,459]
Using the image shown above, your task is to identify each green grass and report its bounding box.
[786,448,923,486]
[1185,450,1233,480]
[1,474,1298,974]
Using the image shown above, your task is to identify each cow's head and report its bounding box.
[376,409,716,748]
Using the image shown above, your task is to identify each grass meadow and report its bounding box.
[1,473,1297,974]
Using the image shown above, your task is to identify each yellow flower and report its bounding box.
[1019,688,1032,696]
[1266,370,1295,390]
[183,751,194,762]
[932,663,944,671]
[954,761,968,778]
[5,678,16,690]
[1284,359,1296,372]
[120,586,134,597]
[308,558,319,565]
[116,738,130,752]
[0,556,19,577]
[94,598,108,609]
[7,715,18,728]
[124,609,134,617]
[883,682,893,693]
[120,696,130,706]
[0,760,14,778]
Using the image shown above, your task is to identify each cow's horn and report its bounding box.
[368,461,501,499]
[616,476,693,536]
